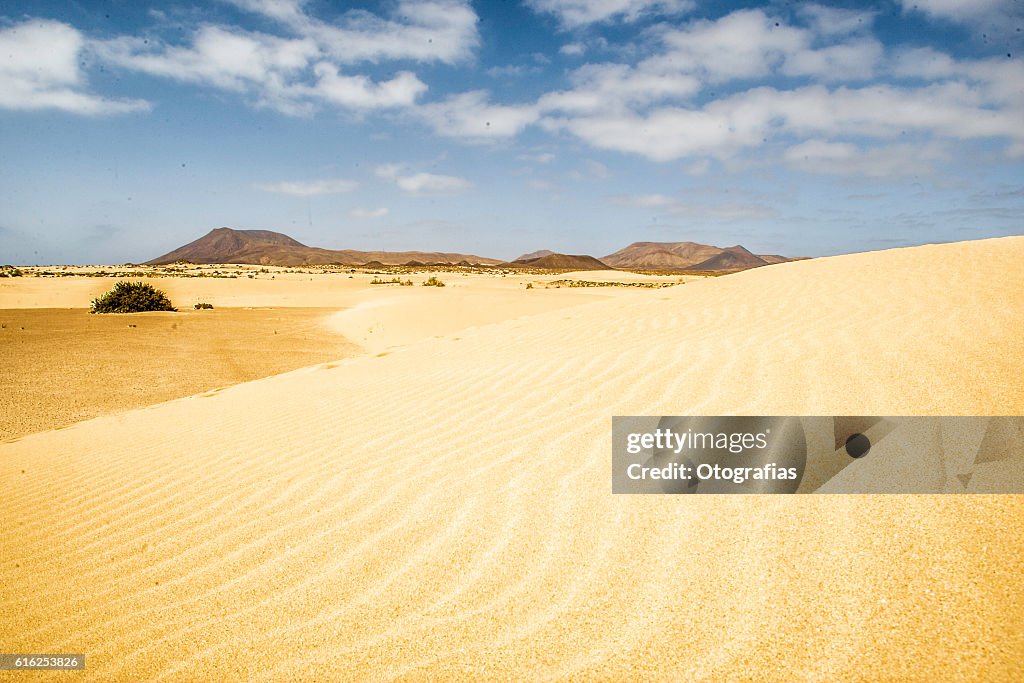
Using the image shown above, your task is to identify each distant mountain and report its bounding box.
[508,253,613,270]
[514,249,555,261]
[602,241,796,272]
[601,242,724,269]
[685,245,768,271]
[147,228,502,266]
[147,228,798,272]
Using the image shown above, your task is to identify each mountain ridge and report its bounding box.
[148,228,798,272]
[147,228,503,266]
[602,241,798,270]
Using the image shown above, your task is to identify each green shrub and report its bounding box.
[0,265,23,277]
[194,302,214,310]
[91,281,176,313]
[401,279,414,286]
[423,276,445,287]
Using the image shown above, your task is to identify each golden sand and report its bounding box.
[1,238,1023,680]
[0,308,358,441]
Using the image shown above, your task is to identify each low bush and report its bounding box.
[423,276,445,287]
[91,281,176,313]
[194,302,214,310]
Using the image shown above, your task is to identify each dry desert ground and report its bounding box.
[2,238,1023,680]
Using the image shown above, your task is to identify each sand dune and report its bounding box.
[2,237,1023,680]
[0,308,358,440]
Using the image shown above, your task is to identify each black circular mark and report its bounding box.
[845,433,871,458]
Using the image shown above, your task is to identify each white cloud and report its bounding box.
[798,4,875,36]
[91,0,480,115]
[650,9,807,83]
[308,64,426,109]
[418,91,540,140]
[229,0,479,64]
[545,78,1023,164]
[544,106,750,161]
[781,39,884,81]
[611,193,775,219]
[257,178,358,196]
[559,42,586,57]
[486,63,541,78]
[898,0,1014,24]
[526,0,694,28]
[95,26,317,92]
[350,207,389,218]
[783,140,947,177]
[573,159,610,180]
[540,62,700,114]
[95,25,429,114]
[0,20,149,115]
[518,152,556,164]
[375,164,472,195]
[527,8,1024,165]
[226,0,308,24]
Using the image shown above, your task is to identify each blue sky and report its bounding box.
[0,0,1021,264]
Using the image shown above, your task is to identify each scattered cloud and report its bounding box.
[539,62,700,114]
[307,64,426,109]
[90,0,479,115]
[257,178,359,196]
[526,0,694,28]
[94,24,429,114]
[559,42,585,57]
[0,20,149,115]
[227,0,479,64]
[611,193,776,220]
[570,159,610,180]
[94,25,317,93]
[544,69,1023,164]
[783,140,947,177]
[518,152,556,164]
[375,164,472,195]
[897,0,1015,25]
[418,91,540,140]
[350,207,390,218]
[797,4,875,36]
[486,64,542,78]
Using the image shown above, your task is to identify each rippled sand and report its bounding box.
[2,238,1022,680]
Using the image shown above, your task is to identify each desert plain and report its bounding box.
[2,237,1023,680]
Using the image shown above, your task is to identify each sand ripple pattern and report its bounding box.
[2,238,1024,680]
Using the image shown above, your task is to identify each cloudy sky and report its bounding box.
[1,0,1021,264]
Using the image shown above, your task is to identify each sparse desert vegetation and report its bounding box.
[423,276,446,287]
[194,302,214,310]
[546,279,683,289]
[371,277,415,286]
[91,281,177,313]
[0,265,24,277]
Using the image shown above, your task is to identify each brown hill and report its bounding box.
[602,241,796,272]
[514,249,555,261]
[685,245,768,272]
[601,242,724,269]
[147,227,502,266]
[508,253,613,270]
